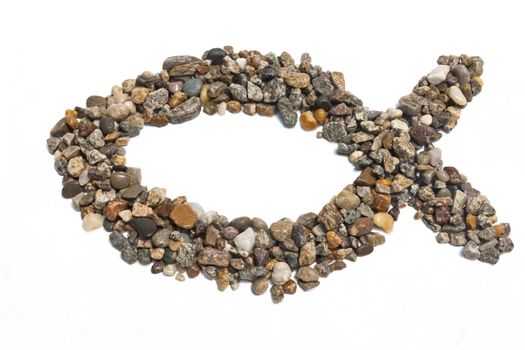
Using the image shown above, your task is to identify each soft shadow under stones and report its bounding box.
[125,112,355,223]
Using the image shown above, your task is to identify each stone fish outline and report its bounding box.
[47,48,513,303]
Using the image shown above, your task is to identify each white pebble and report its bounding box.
[427,148,442,167]
[427,65,450,85]
[201,210,218,226]
[391,119,409,131]
[217,102,227,116]
[271,262,292,286]
[420,114,433,126]
[82,213,104,232]
[186,202,205,220]
[234,227,257,252]
[448,86,467,106]
[236,58,247,71]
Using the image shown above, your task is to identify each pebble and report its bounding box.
[326,231,342,249]
[299,241,316,266]
[463,241,481,260]
[234,227,257,252]
[169,204,197,229]
[62,181,83,198]
[478,247,500,264]
[82,213,104,231]
[277,97,297,128]
[373,212,394,233]
[121,246,138,264]
[207,48,227,65]
[105,103,129,121]
[393,136,416,160]
[312,76,334,96]
[350,217,374,236]
[284,71,310,88]
[448,85,467,106]
[271,262,292,286]
[270,285,285,303]
[282,279,297,294]
[197,247,231,267]
[144,88,169,109]
[110,172,131,190]
[182,79,202,97]
[314,108,328,125]
[151,228,171,248]
[67,156,85,178]
[299,111,318,131]
[270,220,293,241]
[322,121,347,142]
[427,65,450,85]
[356,243,374,257]
[247,81,263,101]
[451,64,471,84]
[335,190,361,210]
[420,114,433,126]
[296,266,319,282]
[130,217,157,239]
[318,203,343,231]
[251,277,269,295]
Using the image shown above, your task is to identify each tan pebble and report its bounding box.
[169,204,197,229]
[326,231,342,250]
[65,109,78,129]
[243,103,256,115]
[111,154,126,166]
[132,202,154,217]
[168,240,182,252]
[199,84,210,105]
[256,103,276,116]
[150,248,165,260]
[216,267,230,291]
[373,212,394,233]
[314,108,328,125]
[163,264,177,276]
[175,273,186,281]
[168,91,187,108]
[131,87,149,104]
[82,213,104,232]
[299,111,318,131]
[115,136,129,146]
[227,100,242,113]
[329,71,345,90]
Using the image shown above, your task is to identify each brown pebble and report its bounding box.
[326,231,342,250]
[103,199,128,221]
[354,167,376,186]
[256,103,276,116]
[227,100,242,113]
[355,243,374,257]
[169,204,197,229]
[299,111,318,131]
[65,109,78,129]
[314,108,328,125]
[371,193,391,212]
[282,279,297,294]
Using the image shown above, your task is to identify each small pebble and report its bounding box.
[373,212,394,233]
[271,262,292,286]
[448,85,467,106]
[82,213,104,232]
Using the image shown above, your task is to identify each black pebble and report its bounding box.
[207,48,227,65]
[130,218,157,239]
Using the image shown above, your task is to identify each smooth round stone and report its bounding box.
[427,65,450,85]
[121,184,144,199]
[110,172,131,190]
[169,204,197,229]
[207,48,227,65]
[62,182,83,199]
[335,190,360,210]
[271,262,292,286]
[130,217,157,239]
[82,213,104,231]
[230,216,252,232]
[182,78,203,97]
[420,114,433,126]
[451,64,471,84]
[233,227,257,252]
[152,228,171,248]
[448,86,467,106]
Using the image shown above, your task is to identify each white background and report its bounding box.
[1,1,524,349]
